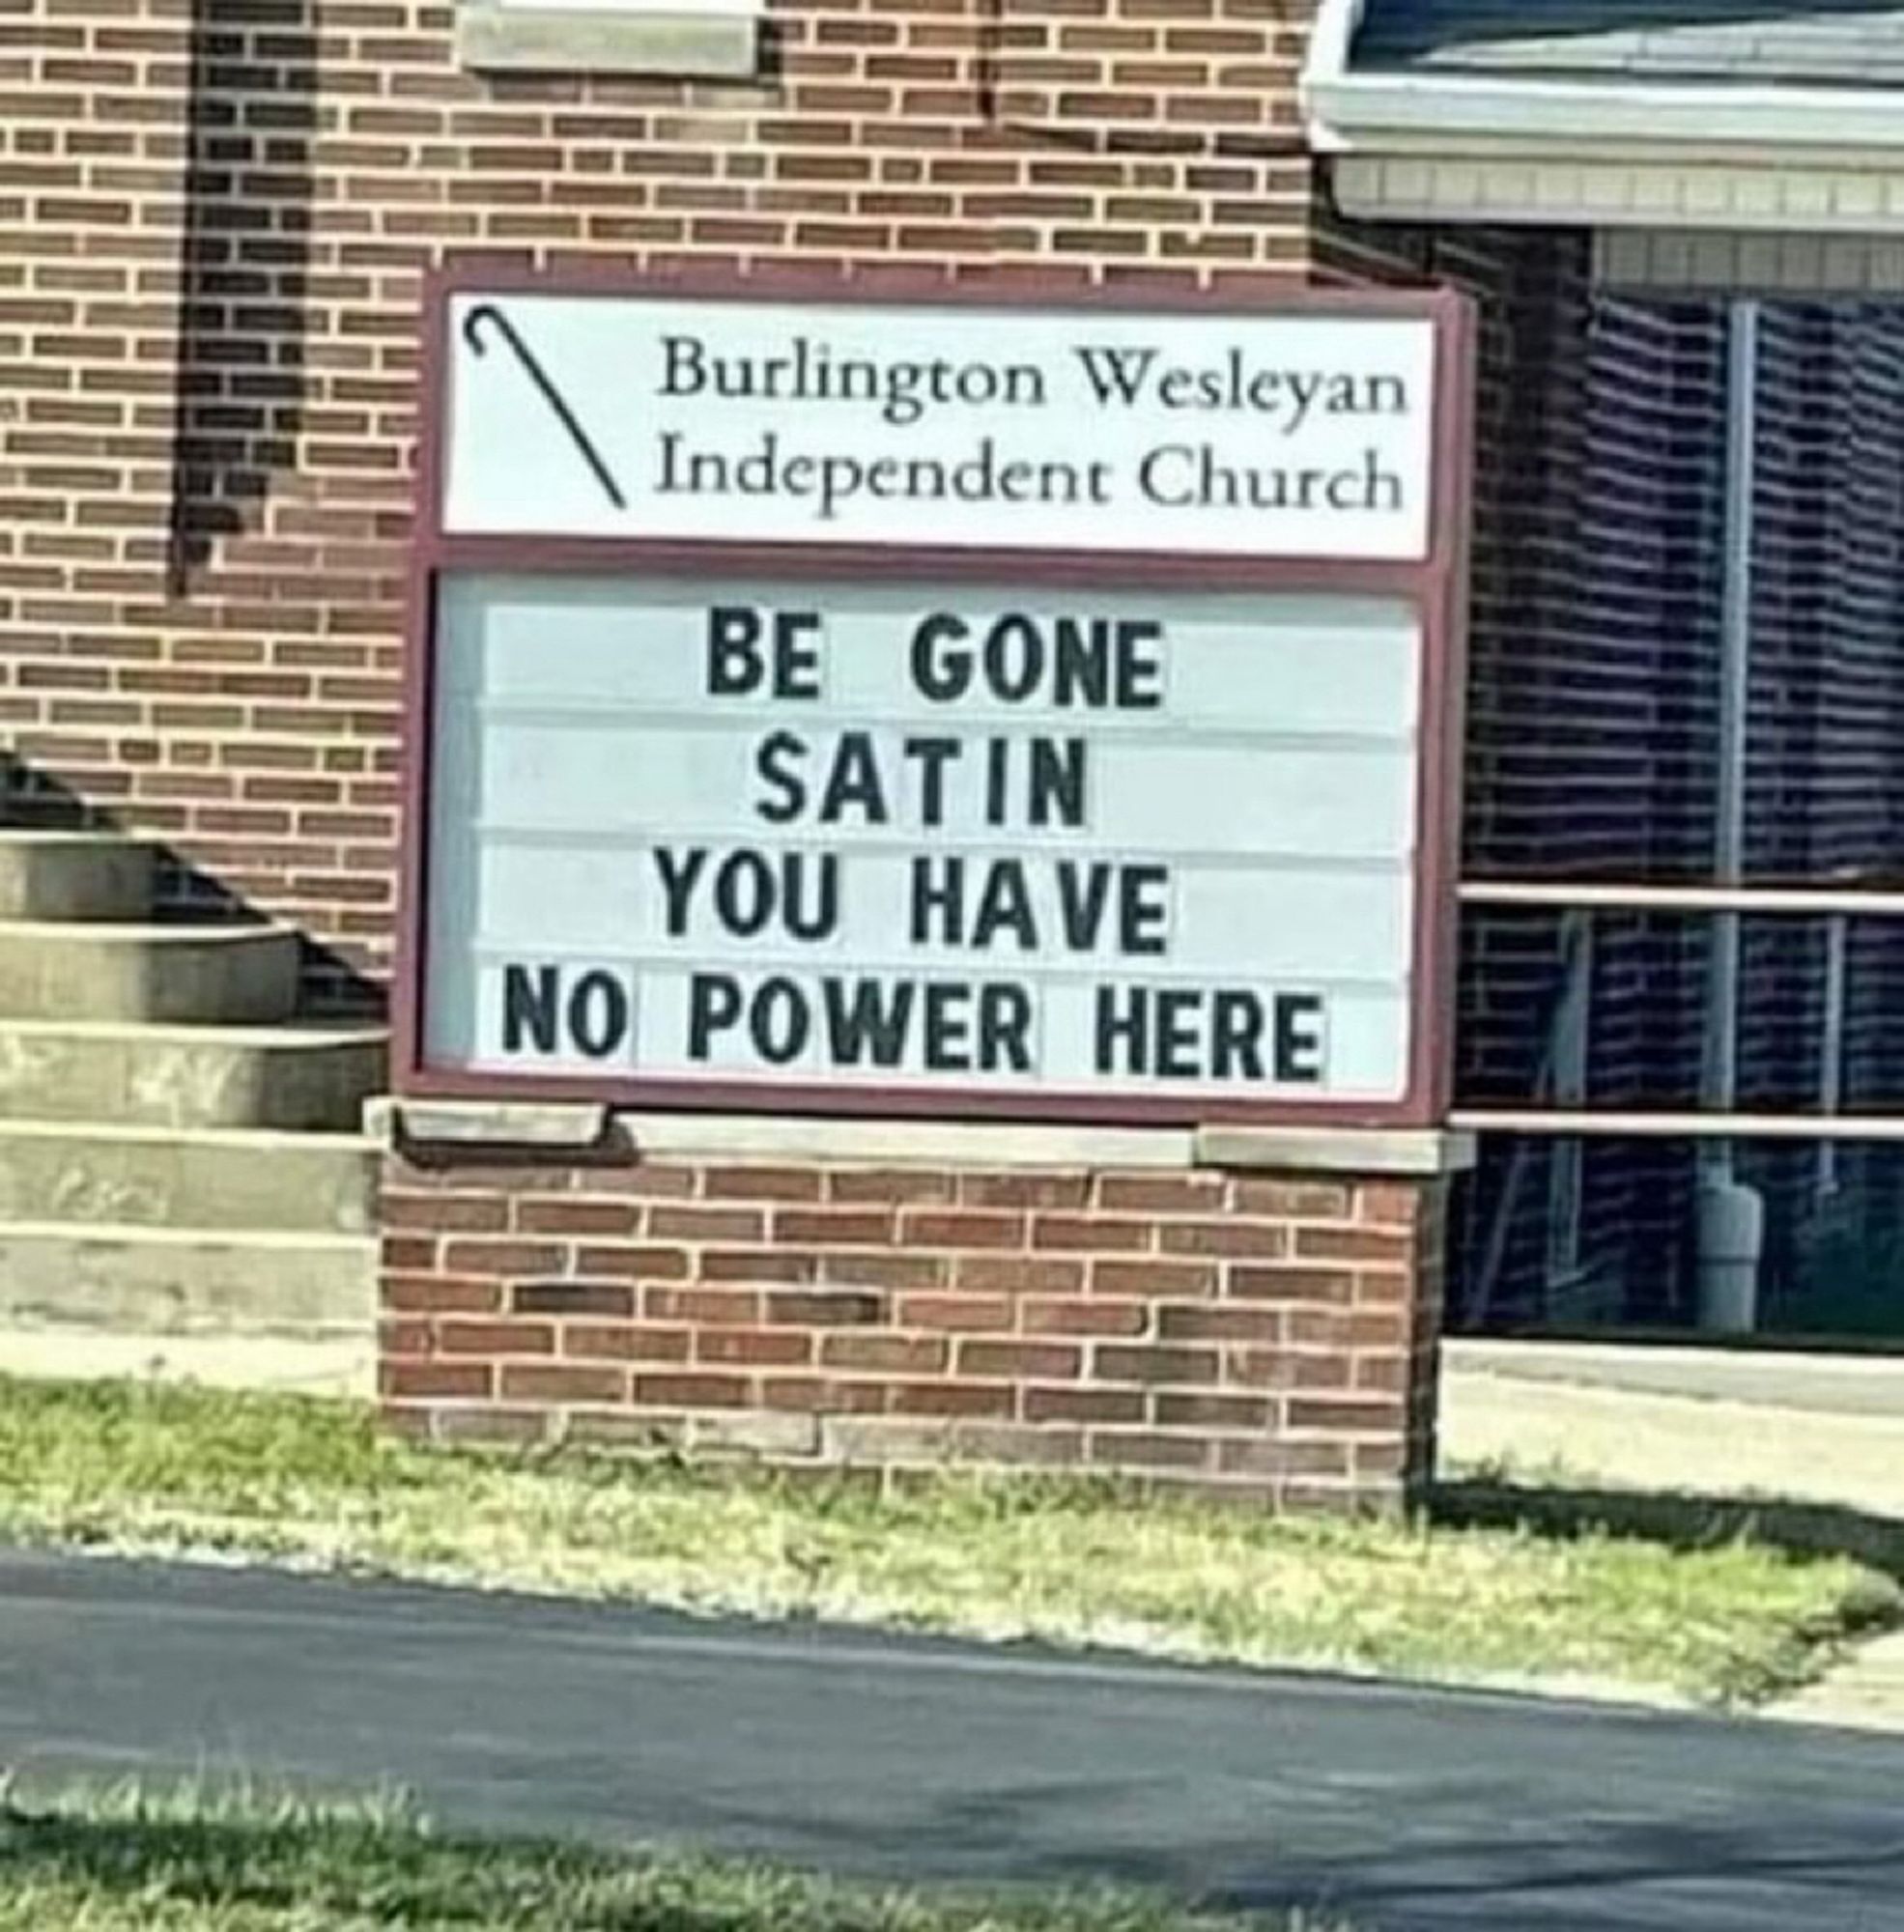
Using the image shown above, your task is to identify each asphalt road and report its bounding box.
[1,1549,1901,1931]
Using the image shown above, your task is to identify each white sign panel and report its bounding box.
[422,575,1425,1108]
[440,293,1439,561]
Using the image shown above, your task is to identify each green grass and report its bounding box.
[0,1376,1896,1710]
[0,1783,1333,1931]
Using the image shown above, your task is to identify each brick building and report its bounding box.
[4,0,1900,1504]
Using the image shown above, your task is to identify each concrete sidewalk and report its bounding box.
[1445,1337,1904,1420]
[1439,1339,1904,1520]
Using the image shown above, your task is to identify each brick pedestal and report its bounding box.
[376,1109,1466,1511]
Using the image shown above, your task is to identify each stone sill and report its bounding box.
[372,1098,1475,1178]
[456,3,758,80]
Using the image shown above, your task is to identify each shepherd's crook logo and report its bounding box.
[462,302,628,511]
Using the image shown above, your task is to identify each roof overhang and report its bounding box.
[1304,0,1904,233]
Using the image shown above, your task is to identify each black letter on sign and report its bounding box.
[1094,984,1149,1073]
[985,614,1043,700]
[984,739,1009,827]
[751,977,811,1065]
[972,860,1037,951]
[979,982,1035,1073]
[824,978,915,1067]
[903,735,962,827]
[1152,989,1202,1080]
[501,963,559,1054]
[912,856,965,945]
[911,613,972,701]
[782,852,840,942]
[1119,865,1170,956]
[652,846,707,937]
[922,981,974,1071]
[687,974,744,1060]
[754,731,808,824]
[1116,620,1165,709]
[567,970,632,1060]
[1211,990,1265,1080]
[708,607,765,696]
[1057,862,1112,952]
[775,611,824,698]
[713,849,775,937]
[1029,737,1087,829]
[1273,993,1326,1084]
[821,732,889,824]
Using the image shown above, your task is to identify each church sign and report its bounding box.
[398,266,1471,1127]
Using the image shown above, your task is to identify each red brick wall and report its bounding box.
[13,0,1461,1488]
[381,1145,1445,1508]
[3,0,1322,1009]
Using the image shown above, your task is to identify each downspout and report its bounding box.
[1298,0,1367,147]
[1697,298,1765,1332]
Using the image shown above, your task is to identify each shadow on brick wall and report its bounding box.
[166,0,317,594]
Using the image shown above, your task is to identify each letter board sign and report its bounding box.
[399,267,1472,1128]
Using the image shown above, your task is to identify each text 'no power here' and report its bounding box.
[421,578,1426,1107]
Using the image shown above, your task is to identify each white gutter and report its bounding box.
[1302,0,1904,157]
[1300,0,1364,119]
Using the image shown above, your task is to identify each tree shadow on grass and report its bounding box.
[1432,1475,1904,1592]
[0,1791,1273,1931]
[0,1800,416,1921]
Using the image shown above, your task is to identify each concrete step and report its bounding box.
[0,1327,374,1398]
[0,1120,376,1236]
[0,1020,387,1131]
[0,831,156,922]
[0,922,298,1024]
[0,1222,374,1340]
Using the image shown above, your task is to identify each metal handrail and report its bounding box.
[1454,880,1899,1137]
[1460,879,1904,917]
[1452,1108,1904,1140]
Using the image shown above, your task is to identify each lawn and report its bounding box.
[0,1376,1894,1710]
[0,1783,1331,1931]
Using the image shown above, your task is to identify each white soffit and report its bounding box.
[1331,156,1904,236]
[1593,229,1904,298]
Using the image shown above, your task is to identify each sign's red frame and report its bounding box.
[394,258,1475,1130]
